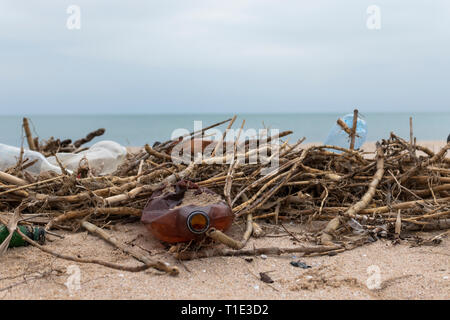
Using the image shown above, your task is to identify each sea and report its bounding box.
[0,113,449,148]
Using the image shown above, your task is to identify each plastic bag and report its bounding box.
[0,143,62,174]
[324,113,367,151]
[47,140,127,176]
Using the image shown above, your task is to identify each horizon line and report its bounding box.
[1,111,450,116]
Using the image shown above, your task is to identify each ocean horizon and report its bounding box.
[0,112,449,148]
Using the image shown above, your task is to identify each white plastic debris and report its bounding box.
[348,218,367,235]
[0,140,127,176]
[0,143,62,174]
[47,140,127,176]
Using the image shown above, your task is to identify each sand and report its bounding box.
[1,222,449,300]
[1,141,449,300]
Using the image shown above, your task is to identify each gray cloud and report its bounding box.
[0,0,449,114]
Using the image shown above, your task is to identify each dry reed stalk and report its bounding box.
[22,118,37,151]
[349,109,358,150]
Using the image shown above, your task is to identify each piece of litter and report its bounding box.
[118,273,124,278]
[443,276,449,280]
[306,275,313,279]
[202,269,206,273]
[253,285,260,290]
[290,261,311,269]
[259,272,274,284]
[260,254,268,259]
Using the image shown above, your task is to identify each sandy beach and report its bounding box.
[1,141,449,300]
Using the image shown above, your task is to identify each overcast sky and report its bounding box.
[1,0,449,114]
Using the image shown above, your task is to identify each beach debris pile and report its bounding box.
[0,114,449,276]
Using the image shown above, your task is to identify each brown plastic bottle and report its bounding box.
[141,181,234,243]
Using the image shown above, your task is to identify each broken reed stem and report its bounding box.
[73,128,105,148]
[0,176,64,197]
[145,144,172,161]
[206,212,253,250]
[337,118,353,136]
[0,171,27,186]
[344,143,384,219]
[349,109,358,150]
[22,118,37,151]
[224,119,245,207]
[157,118,232,151]
[211,114,237,157]
[239,160,300,216]
[360,196,450,214]
[81,221,179,275]
[409,117,414,147]
[104,162,194,206]
[174,243,342,260]
[320,143,384,244]
[45,207,142,231]
[429,141,450,163]
[0,182,28,197]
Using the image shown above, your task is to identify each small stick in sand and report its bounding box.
[173,243,342,260]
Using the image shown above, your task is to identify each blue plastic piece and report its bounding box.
[324,113,367,152]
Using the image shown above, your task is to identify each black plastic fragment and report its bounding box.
[290,261,311,269]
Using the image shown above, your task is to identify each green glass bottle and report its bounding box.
[0,224,45,248]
